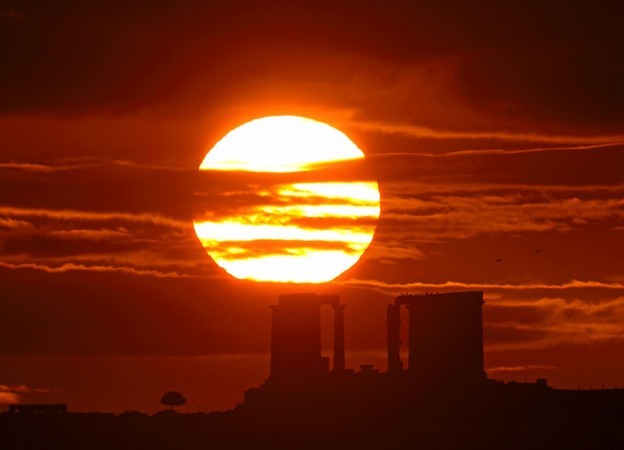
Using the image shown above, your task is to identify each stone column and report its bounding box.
[333,304,346,372]
[387,303,403,372]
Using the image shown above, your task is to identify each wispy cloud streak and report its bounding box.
[340,278,624,292]
[0,206,186,229]
[0,261,195,278]
[351,120,624,145]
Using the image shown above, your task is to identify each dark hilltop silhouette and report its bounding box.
[2,291,624,450]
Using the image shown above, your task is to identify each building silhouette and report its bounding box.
[244,291,491,408]
[267,291,485,384]
[391,291,486,383]
[269,293,345,381]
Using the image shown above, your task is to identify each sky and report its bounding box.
[1,0,624,412]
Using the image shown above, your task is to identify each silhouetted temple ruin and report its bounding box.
[244,291,492,408]
[270,293,345,381]
[267,291,485,384]
[390,291,486,383]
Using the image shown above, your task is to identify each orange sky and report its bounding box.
[1,0,624,413]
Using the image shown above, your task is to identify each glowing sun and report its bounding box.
[193,115,380,283]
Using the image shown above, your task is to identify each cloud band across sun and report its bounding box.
[193,116,380,283]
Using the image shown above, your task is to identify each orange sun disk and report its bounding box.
[193,116,380,283]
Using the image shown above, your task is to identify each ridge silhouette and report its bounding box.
[2,291,623,450]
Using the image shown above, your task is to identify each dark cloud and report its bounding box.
[209,239,359,259]
[380,145,624,185]
[1,1,622,135]
[0,264,393,356]
[455,43,624,131]
[484,296,624,350]
[2,145,623,282]
[484,324,549,349]
[1,228,146,257]
[0,0,391,114]
[0,162,196,218]
[0,266,270,355]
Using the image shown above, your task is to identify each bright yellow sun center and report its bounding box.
[193,115,380,283]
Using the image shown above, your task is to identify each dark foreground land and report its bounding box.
[2,383,624,450]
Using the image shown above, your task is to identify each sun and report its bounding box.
[193,115,380,283]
